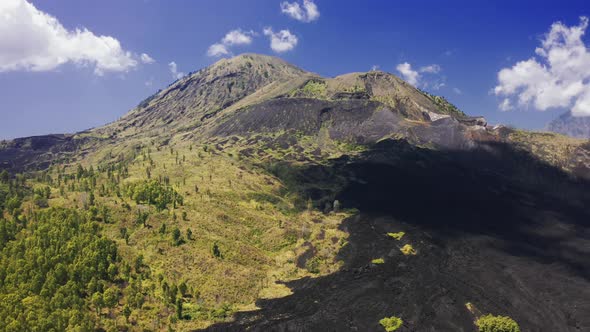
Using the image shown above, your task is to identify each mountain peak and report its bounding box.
[210,53,307,75]
[548,111,590,138]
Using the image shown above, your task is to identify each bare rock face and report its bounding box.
[456,115,487,127]
[548,111,590,138]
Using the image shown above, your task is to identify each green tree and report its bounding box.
[103,287,119,309]
[176,298,183,319]
[107,263,118,280]
[169,284,178,304]
[89,191,95,206]
[179,281,188,297]
[186,228,193,240]
[135,210,150,227]
[212,242,221,258]
[134,255,144,272]
[122,304,132,323]
[172,227,182,246]
[0,170,8,183]
[91,292,104,314]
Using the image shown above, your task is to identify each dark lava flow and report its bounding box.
[205,140,590,332]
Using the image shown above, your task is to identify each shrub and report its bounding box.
[379,316,403,331]
[476,314,520,332]
[387,232,405,240]
[127,180,183,211]
[400,244,417,255]
[172,227,183,246]
[306,256,321,274]
[371,258,385,264]
[212,242,222,258]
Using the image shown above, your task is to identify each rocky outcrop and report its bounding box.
[457,115,487,127]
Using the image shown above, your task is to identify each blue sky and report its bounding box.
[1,0,589,139]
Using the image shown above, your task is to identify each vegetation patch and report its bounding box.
[371,258,385,264]
[422,91,466,117]
[0,208,118,331]
[291,80,327,99]
[400,244,417,255]
[379,316,403,331]
[124,179,183,211]
[476,314,520,332]
[387,231,405,240]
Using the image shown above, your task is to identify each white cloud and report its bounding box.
[207,43,229,57]
[0,0,144,75]
[280,0,320,23]
[499,98,513,111]
[396,62,443,87]
[371,65,380,71]
[263,28,298,53]
[140,53,155,64]
[396,62,420,86]
[222,30,253,46]
[494,16,590,116]
[432,82,446,90]
[207,29,253,57]
[168,61,185,80]
[453,87,462,95]
[420,64,441,74]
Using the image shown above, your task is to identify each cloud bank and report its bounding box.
[0,0,149,75]
[494,17,590,116]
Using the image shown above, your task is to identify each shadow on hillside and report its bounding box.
[204,139,590,331]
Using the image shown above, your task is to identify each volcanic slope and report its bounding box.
[0,54,589,332]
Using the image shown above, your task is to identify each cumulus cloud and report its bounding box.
[140,53,155,64]
[396,62,443,87]
[396,62,420,86]
[263,28,298,53]
[0,0,147,75]
[280,0,320,23]
[494,17,590,116]
[420,64,441,74]
[207,29,254,57]
[207,43,229,57]
[168,61,185,80]
[499,98,513,111]
[222,30,253,45]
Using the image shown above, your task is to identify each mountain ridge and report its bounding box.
[548,110,590,139]
[2,54,589,179]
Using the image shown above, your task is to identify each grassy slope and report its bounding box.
[507,129,587,172]
[28,134,352,331]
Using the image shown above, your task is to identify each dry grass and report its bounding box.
[37,136,351,330]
